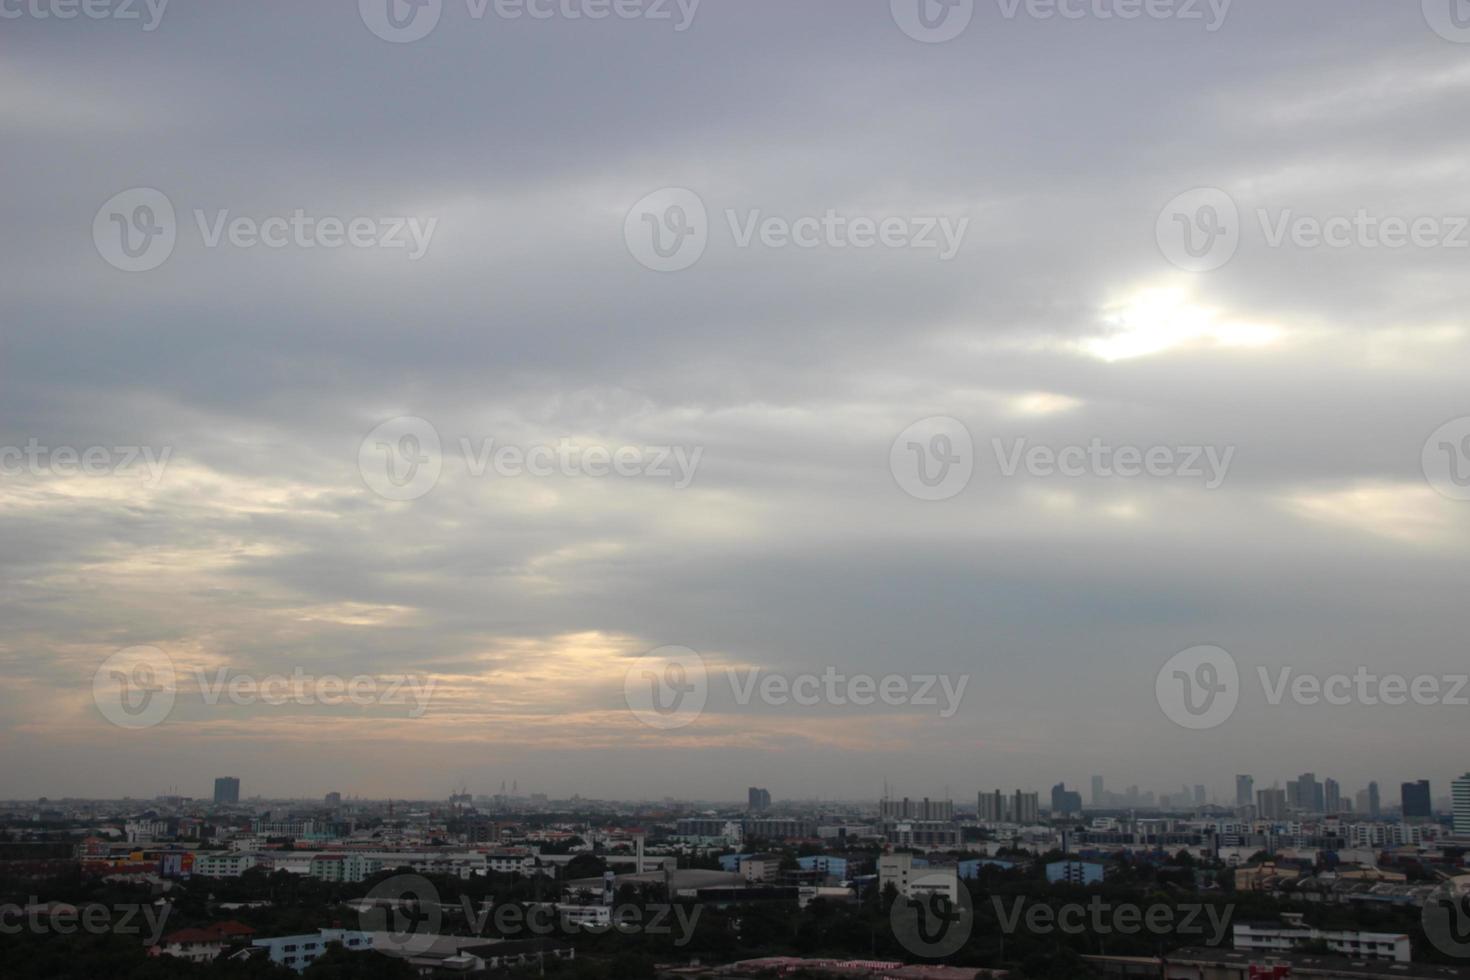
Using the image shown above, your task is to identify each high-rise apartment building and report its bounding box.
[1324,778,1341,814]
[213,777,240,804]
[979,789,1005,822]
[881,796,953,821]
[1091,776,1105,806]
[1013,790,1040,824]
[1452,774,1470,836]
[977,788,1039,823]
[747,787,771,812]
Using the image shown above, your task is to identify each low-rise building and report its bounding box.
[1234,917,1410,962]
[252,930,374,972]
[878,852,960,903]
[739,854,783,883]
[1046,860,1106,886]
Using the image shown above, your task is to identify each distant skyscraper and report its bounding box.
[1324,778,1341,814]
[1091,775,1105,806]
[213,777,240,804]
[1287,773,1323,812]
[1402,780,1432,820]
[1193,784,1207,806]
[1368,781,1381,817]
[1050,783,1083,816]
[1236,775,1254,807]
[1257,787,1286,821]
[747,787,771,812]
[325,791,342,806]
[1453,775,1470,836]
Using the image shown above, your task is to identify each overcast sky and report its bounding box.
[2,0,1469,805]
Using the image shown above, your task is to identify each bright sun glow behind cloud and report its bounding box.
[1084,284,1283,362]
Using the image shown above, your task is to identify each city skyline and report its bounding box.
[12,768,1462,814]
